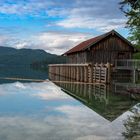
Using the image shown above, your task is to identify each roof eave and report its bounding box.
[83,30,112,51]
[84,30,136,51]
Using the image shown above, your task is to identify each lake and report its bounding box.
[0,66,48,84]
[0,66,139,140]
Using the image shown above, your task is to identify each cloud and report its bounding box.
[46,105,124,140]
[0,81,138,140]
[0,0,126,32]
[0,0,127,54]
[0,35,30,49]
[0,0,52,15]
[56,0,126,32]
[0,35,10,45]
[31,81,71,100]
[0,116,55,140]
[31,31,91,54]
[57,17,126,32]
[0,115,108,140]
[55,105,105,120]
[32,92,69,101]
[0,29,92,54]
[14,42,28,49]
[14,82,26,89]
[0,81,73,100]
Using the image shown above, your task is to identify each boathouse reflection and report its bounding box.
[54,81,139,121]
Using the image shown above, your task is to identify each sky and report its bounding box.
[0,0,129,55]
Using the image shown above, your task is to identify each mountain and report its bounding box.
[0,46,65,66]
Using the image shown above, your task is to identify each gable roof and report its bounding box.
[63,30,135,55]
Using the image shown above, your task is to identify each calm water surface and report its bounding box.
[0,66,139,140]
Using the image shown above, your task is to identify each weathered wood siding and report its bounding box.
[88,35,133,65]
[67,51,87,64]
[67,34,134,65]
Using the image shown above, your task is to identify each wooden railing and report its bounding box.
[115,59,140,70]
[48,63,112,84]
[55,82,109,104]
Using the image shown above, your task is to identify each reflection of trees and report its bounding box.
[122,104,140,140]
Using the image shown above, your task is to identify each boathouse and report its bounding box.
[63,30,135,65]
[49,30,139,84]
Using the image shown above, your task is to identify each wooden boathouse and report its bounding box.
[49,30,138,84]
[63,30,135,64]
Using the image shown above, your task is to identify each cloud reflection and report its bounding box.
[0,81,138,140]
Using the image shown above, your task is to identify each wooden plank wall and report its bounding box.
[66,35,133,65]
[48,63,112,84]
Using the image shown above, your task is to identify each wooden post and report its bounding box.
[95,63,98,83]
[93,66,95,82]
[88,64,93,83]
[106,62,111,84]
[63,66,65,81]
[73,66,76,81]
[65,66,67,81]
[80,67,83,82]
[84,66,88,82]
[73,66,74,81]
[62,66,64,81]
[88,84,92,100]
[79,67,82,82]
[76,66,79,81]
[99,64,101,83]
[56,66,57,81]
[100,63,104,83]
[70,66,72,81]
[74,66,76,81]
[68,66,70,81]
[132,69,138,83]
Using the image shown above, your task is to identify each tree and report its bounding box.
[122,104,140,139]
[120,0,140,47]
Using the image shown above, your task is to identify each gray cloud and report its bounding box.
[0,0,127,53]
[30,31,92,54]
[0,34,13,46]
[55,0,126,31]
[0,0,124,20]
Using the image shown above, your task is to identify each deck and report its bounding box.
[49,59,140,84]
[49,63,112,84]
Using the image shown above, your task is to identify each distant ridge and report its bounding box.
[0,46,64,66]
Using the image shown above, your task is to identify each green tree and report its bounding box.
[122,104,140,139]
[120,0,140,47]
